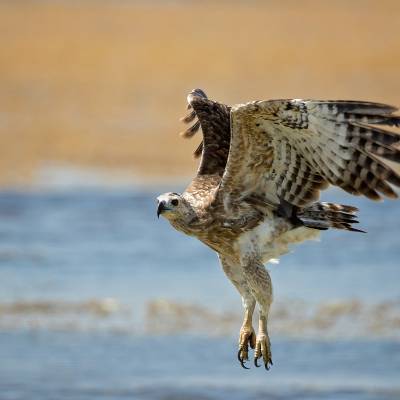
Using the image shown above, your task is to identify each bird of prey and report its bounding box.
[156,89,400,370]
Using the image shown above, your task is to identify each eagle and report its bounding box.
[156,89,400,370]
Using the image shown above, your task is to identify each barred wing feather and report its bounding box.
[219,99,400,208]
[180,89,231,177]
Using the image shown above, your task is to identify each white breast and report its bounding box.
[236,216,320,264]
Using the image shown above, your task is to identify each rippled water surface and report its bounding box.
[0,188,399,400]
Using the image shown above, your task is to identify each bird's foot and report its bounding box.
[237,324,256,369]
[254,333,273,370]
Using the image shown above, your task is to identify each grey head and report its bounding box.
[156,192,195,222]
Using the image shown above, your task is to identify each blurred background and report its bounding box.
[0,1,399,399]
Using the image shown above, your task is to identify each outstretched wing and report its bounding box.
[219,99,400,209]
[180,89,231,177]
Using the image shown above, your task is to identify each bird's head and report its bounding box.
[156,192,193,222]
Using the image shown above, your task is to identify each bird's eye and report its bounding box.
[171,199,179,206]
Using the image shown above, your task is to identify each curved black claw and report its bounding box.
[254,356,261,368]
[237,348,250,369]
[264,358,273,371]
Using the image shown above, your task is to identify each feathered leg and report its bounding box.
[219,255,256,369]
[241,255,273,370]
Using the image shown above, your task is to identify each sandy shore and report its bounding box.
[1,1,400,186]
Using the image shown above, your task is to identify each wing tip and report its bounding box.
[187,88,208,105]
[179,89,208,139]
[180,109,196,124]
[193,141,203,158]
[179,120,201,139]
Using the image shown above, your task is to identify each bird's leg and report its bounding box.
[241,256,274,370]
[237,298,256,369]
[254,311,273,370]
[219,255,256,369]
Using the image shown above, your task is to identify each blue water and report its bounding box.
[0,187,399,399]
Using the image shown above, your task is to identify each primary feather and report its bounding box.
[181,90,400,211]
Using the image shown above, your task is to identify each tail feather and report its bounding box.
[297,202,366,233]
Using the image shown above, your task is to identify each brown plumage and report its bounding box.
[181,93,400,208]
[157,89,400,370]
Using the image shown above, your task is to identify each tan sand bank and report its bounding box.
[0,1,399,187]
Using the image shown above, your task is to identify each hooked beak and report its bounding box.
[157,201,166,218]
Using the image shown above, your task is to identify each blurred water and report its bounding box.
[0,187,399,400]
